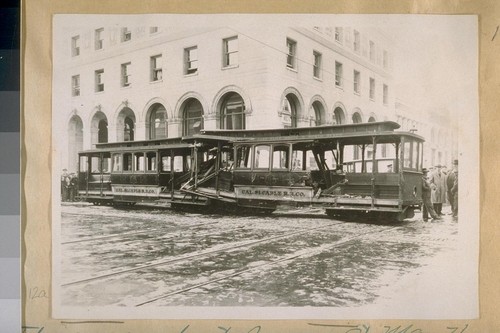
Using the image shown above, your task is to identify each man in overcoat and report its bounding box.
[422,168,440,221]
[447,160,458,215]
[430,165,447,215]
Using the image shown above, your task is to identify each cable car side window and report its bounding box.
[161,155,171,172]
[146,151,157,172]
[90,156,100,173]
[403,141,411,169]
[413,141,419,170]
[123,153,132,172]
[134,152,145,172]
[272,144,290,170]
[235,145,252,169]
[79,155,88,172]
[291,149,304,171]
[254,145,270,169]
[112,153,122,172]
[102,156,111,173]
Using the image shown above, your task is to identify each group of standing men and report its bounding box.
[421,160,458,221]
[61,169,78,202]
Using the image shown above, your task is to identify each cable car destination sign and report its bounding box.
[234,186,313,202]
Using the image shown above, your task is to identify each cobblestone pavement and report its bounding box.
[57,202,462,310]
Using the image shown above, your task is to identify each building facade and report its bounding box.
[56,25,396,172]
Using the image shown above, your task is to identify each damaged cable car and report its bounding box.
[182,121,425,222]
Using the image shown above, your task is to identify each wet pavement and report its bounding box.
[58,202,460,308]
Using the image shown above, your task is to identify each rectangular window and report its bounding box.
[91,157,101,173]
[123,153,132,171]
[134,153,145,172]
[313,51,322,79]
[235,146,252,169]
[95,69,104,92]
[95,28,104,50]
[150,55,162,81]
[121,27,132,42]
[71,75,80,97]
[254,145,270,169]
[369,77,375,100]
[121,62,131,87]
[79,156,88,172]
[146,152,157,172]
[369,40,375,62]
[335,61,343,87]
[383,50,388,69]
[112,154,122,172]
[353,70,360,94]
[71,35,80,57]
[272,145,290,170]
[286,38,297,69]
[353,30,360,53]
[291,149,304,171]
[161,156,171,172]
[184,46,198,75]
[150,26,158,34]
[334,27,343,43]
[383,84,389,105]
[223,36,238,67]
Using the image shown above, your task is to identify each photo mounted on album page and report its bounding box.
[51,13,479,320]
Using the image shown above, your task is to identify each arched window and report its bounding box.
[220,92,245,130]
[183,99,204,136]
[124,117,134,141]
[312,101,325,126]
[368,116,376,123]
[149,104,167,139]
[333,107,345,125]
[282,94,300,128]
[98,119,108,143]
[117,107,136,142]
[68,115,83,172]
[352,112,362,123]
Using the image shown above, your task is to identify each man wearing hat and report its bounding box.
[447,160,458,218]
[430,165,447,215]
[422,168,440,221]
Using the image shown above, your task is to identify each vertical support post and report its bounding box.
[371,136,377,208]
[100,153,104,196]
[215,141,222,196]
[361,144,366,173]
[170,150,175,201]
[193,142,199,190]
[397,139,403,210]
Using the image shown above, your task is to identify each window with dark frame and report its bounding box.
[335,27,343,43]
[150,27,159,34]
[184,46,198,75]
[313,51,322,79]
[383,84,389,105]
[369,77,375,100]
[95,28,104,50]
[353,70,360,94]
[71,75,80,96]
[121,62,131,87]
[150,55,162,81]
[353,30,360,53]
[223,36,238,67]
[335,61,343,87]
[121,27,132,42]
[71,35,80,57]
[369,40,375,62]
[286,38,297,69]
[95,69,104,92]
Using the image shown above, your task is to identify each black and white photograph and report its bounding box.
[51,14,479,320]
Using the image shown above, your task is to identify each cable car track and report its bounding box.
[61,221,350,287]
[134,224,401,306]
[62,222,399,292]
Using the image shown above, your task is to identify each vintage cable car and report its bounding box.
[182,121,425,221]
[77,138,210,207]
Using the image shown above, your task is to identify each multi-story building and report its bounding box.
[54,24,396,172]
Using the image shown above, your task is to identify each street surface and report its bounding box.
[58,203,459,308]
